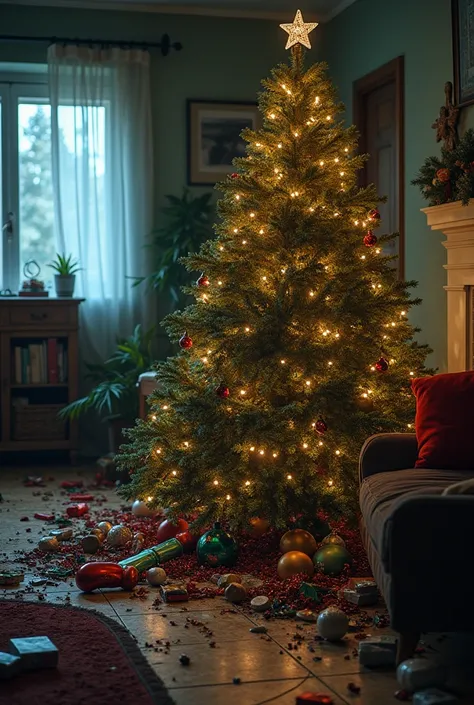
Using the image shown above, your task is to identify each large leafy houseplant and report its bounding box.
[133,189,214,308]
[60,325,154,422]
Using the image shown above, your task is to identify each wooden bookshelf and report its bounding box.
[0,297,84,462]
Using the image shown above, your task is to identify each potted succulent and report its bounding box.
[48,253,81,297]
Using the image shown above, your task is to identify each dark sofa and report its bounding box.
[359,432,474,661]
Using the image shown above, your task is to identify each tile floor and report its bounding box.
[0,468,471,705]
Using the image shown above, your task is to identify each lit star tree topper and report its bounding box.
[280,9,318,50]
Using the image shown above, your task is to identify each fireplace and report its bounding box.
[423,201,474,372]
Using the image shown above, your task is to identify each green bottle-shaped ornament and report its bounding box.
[118,538,183,572]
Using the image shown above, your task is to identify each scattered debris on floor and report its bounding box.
[0,571,24,586]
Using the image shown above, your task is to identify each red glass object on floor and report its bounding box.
[69,494,94,502]
[76,562,139,593]
[176,530,199,552]
[156,518,189,543]
[197,274,210,287]
[60,480,83,489]
[363,231,378,247]
[33,513,54,521]
[296,694,334,704]
[179,332,193,349]
[368,208,381,220]
[375,357,389,372]
[66,503,89,517]
[215,383,230,399]
[315,419,328,435]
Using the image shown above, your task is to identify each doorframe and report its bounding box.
[353,56,405,279]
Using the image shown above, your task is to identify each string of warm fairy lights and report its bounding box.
[145,10,417,504]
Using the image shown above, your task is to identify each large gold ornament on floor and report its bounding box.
[280,529,317,556]
[277,550,314,579]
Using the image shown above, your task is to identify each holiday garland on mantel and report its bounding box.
[413,128,474,207]
[118,11,432,530]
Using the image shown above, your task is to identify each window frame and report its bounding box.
[0,74,49,292]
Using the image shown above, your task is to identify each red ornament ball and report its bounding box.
[368,208,381,220]
[179,332,193,349]
[230,172,239,179]
[375,357,389,372]
[176,530,198,552]
[363,231,378,247]
[197,274,209,287]
[315,419,328,435]
[216,383,230,399]
[156,518,189,543]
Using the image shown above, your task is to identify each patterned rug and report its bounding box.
[0,600,175,705]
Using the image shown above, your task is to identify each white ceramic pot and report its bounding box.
[54,274,75,297]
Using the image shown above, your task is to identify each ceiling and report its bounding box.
[1,0,358,21]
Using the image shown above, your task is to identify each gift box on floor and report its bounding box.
[343,588,378,606]
[412,689,459,705]
[359,635,398,667]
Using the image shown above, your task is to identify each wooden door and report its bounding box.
[353,57,404,277]
[366,81,398,253]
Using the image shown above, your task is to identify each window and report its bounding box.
[1,77,51,291]
[0,72,106,293]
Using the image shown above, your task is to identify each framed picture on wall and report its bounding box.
[452,0,474,107]
[187,100,260,185]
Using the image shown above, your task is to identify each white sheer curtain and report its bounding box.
[48,44,153,361]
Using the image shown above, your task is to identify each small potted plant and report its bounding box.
[49,253,81,297]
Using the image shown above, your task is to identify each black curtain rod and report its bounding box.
[0,33,182,56]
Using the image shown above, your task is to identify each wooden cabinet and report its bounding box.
[0,297,84,462]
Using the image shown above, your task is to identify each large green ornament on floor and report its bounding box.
[196,522,239,567]
[313,544,353,576]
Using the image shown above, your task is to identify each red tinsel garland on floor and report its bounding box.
[14,504,374,615]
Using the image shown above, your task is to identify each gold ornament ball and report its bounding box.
[280,529,317,557]
[277,551,314,579]
[321,532,346,548]
[249,517,271,538]
[97,521,113,536]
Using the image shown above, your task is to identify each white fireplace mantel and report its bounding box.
[422,200,474,372]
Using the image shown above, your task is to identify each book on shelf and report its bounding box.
[12,339,67,385]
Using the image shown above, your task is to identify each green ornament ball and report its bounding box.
[196,521,239,567]
[313,544,353,576]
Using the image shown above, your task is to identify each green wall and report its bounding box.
[320,0,463,371]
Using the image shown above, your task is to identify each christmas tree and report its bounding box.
[119,11,431,529]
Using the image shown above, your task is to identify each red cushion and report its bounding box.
[412,371,474,469]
